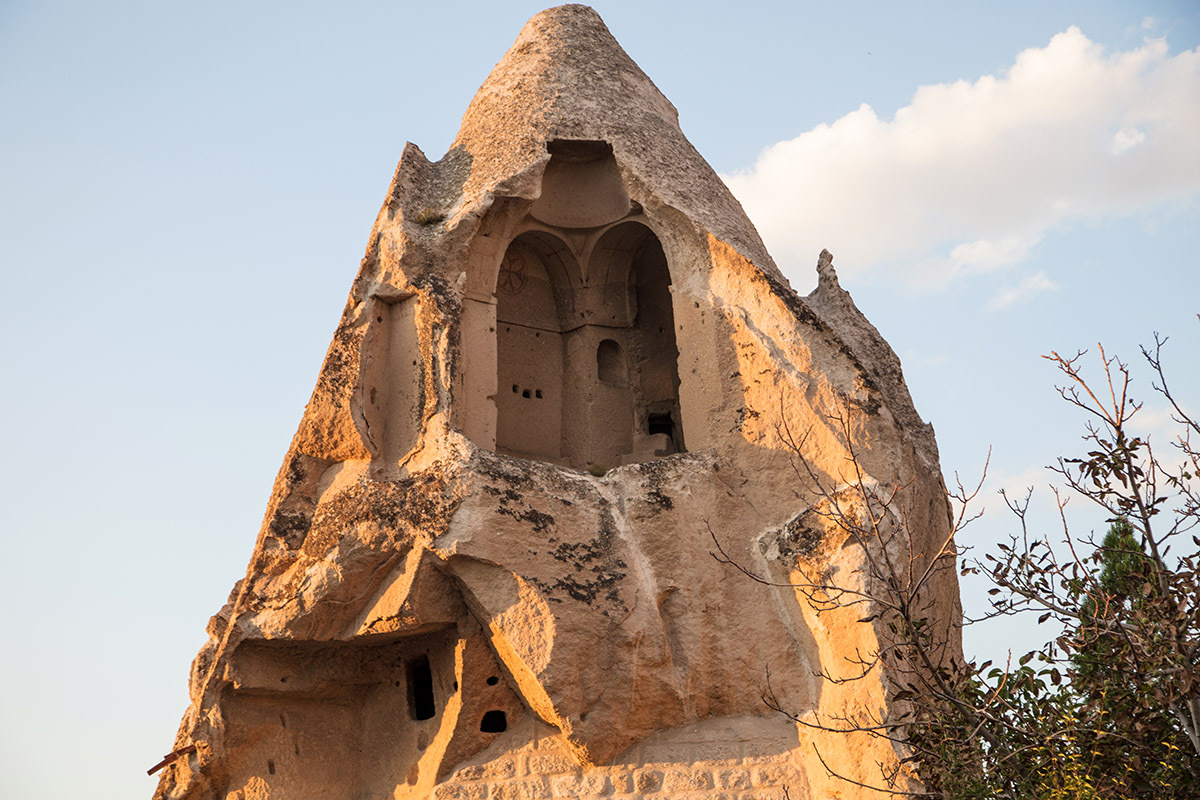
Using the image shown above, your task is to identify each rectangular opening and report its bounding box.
[407,655,436,721]
[647,412,674,438]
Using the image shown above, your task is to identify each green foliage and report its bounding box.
[931,344,1200,799]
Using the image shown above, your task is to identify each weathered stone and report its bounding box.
[153,5,958,800]
[714,769,752,790]
[492,777,552,800]
[662,770,714,793]
[633,768,664,793]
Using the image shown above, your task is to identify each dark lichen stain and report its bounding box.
[263,455,323,550]
[498,505,556,532]
[540,510,628,607]
[646,488,672,510]
[631,458,675,511]
[483,480,556,532]
[269,511,312,550]
[471,449,637,608]
[730,406,762,434]
[771,512,825,561]
[475,451,539,489]
[299,472,459,558]
[473,450,609,535]
[850,392,883,417]
[311,318,365,406]
[284,454,308,486]
[546,572,624,606]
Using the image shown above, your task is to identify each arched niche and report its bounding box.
[596,339,626,386]
[494,232,580,461]
[586,221,685,463]
[530,140,631,229]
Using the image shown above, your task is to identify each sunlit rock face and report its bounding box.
[153,5,959,799]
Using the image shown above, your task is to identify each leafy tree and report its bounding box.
[1066,518,1192,795]
[714,333,1200,798]
[978,341,1200,798]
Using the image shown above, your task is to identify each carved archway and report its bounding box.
[494,232,581,461]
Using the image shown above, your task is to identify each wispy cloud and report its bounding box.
[988,271,1058,310]
[723,28,1200,290]
[900,349,949,369]
[912,234,1042,290]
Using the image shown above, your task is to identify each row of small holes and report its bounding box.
[512,385,543,399]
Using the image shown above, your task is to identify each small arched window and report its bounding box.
[597,339,626,386]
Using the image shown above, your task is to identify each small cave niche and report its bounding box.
[647,412,675,439]
[597,339,626,385]
[220,630,460,799]
[407,655,436,721]
[360,296,422,465]
[479,710,508,733]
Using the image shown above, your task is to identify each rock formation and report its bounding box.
[153,6,961,799]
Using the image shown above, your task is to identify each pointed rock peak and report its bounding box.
[805,248,940,466]
[455,5,678,151]
[446,4,781,282]
[816,248,840,291]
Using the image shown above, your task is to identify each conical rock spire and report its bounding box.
[153,8,957,800]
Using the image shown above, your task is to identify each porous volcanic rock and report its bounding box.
[153,6,961,800]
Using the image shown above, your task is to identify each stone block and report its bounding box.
[608,773,634,794]
[433,782,489,800]
[751,765,791,787]
[453,766,487,781]
[714,768,752,790]
[633,769,663,793]
[551,773,612,797]
[492,777,552,800]
[662,769,714,792]
[529,753,578,776]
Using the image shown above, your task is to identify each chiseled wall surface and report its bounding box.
[429,716,807,800]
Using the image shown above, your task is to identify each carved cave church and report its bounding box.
[153,6,959,800]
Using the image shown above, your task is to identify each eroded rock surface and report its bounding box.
[154,6,960,799]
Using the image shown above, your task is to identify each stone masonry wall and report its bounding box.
[432,715,808,800]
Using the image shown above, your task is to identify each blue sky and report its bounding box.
[2,2,1198,798]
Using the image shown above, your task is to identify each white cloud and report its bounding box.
[912,233,1041,289]
[1129,403,1196,474]
[987,270,1058,310]
[723,28,1200,289]
[1111,127,1146,154]
[982,463,1059,503]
